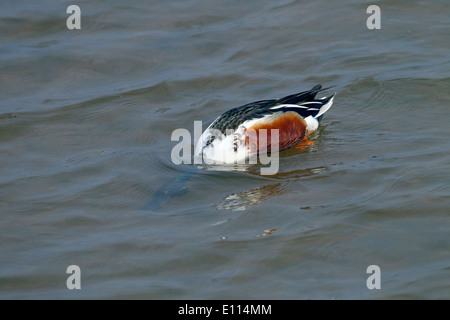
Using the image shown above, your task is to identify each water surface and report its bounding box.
[1,0,449,299]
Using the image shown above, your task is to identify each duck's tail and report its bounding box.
[276,84,333,105]
[315,92,336,122]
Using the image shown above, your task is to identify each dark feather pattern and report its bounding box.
[209,84,333,133]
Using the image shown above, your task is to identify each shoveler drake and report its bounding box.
[195,84,335,164]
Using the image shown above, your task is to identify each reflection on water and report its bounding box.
[256,228,279,237]
[216,182,285,211]
[215,166,327,211]
[147,134,326,212]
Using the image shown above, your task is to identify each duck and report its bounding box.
[195,84,335,164]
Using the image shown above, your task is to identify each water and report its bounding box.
[1,0,449,299]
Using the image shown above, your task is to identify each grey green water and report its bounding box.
[1,0,449,299]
